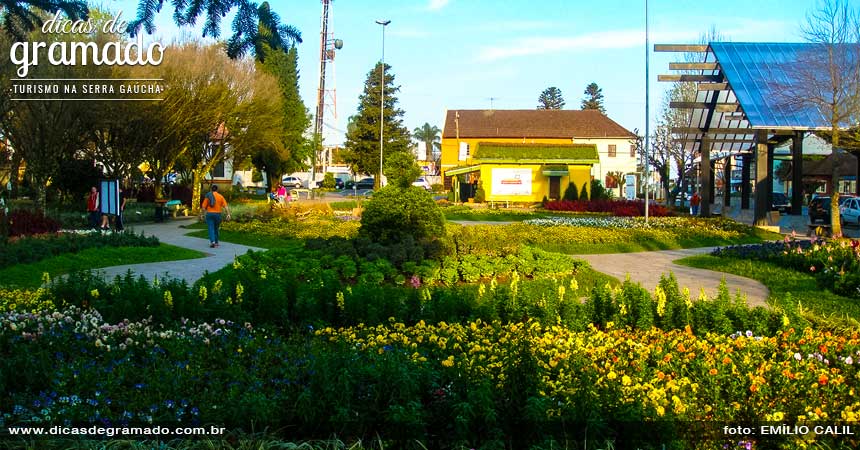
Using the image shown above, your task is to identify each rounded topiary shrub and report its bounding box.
[359,186,449,254]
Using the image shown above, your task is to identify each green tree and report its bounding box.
[127,1,301,60]
[537,86,565,109]
[343,62,412,189]
[412,123,441,162]
[562,182,579,201]
[0,0,88,39]
[254,45,311,189]
[384,152,422,189]
[581,82,606,114]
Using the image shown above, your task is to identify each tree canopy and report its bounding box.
[412,123,441,162]
[343,62,411,187]
[581,82,606,114]
[537,87,565,109]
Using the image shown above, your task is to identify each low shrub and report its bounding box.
[359,186,448,256]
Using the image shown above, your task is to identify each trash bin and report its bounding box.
[154,205,165,222]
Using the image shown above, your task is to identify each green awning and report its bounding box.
[445,165,481,176]
[541,165,568,176]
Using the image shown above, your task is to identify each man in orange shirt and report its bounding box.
[200,185,231,248]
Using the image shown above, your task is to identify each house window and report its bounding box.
[630,144,636,157]
[210,161,225,178]
[608,144,617,157]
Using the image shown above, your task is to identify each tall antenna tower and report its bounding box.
[311,0,342,185]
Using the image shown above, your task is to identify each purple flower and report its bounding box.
[409,275,421,288]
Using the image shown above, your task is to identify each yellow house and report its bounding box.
[441,109,638,202]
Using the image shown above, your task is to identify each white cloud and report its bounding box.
[477,28,699,62]
[428,0,450,11]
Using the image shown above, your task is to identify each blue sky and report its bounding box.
[112,0,818,145]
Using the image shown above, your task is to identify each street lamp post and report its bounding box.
[376,19,391,189]
[643,0,650,223]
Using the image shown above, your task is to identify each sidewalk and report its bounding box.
[96,219,263,284]
[576,247,770,308]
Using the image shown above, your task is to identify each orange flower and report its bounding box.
[722,356,732,365]
[750,384,759,393]
[709,368,718,376]
[818,374,829,386]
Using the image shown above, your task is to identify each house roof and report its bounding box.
[442,109,636,139]
[473,142,599,164]
[803,152,857,177]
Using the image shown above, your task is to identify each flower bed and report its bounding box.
[543,199,672,217]
[713,238,860,299]
[453,218,764,256]
[0,305,854,448]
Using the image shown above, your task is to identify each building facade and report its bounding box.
[440,109,638,201]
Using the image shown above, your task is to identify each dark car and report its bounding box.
[808,196,831,225]
[346,177,375,190]
[771,192,791,213]
[315,177,346,189]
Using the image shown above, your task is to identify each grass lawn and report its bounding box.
[675,255,860,323]
[185,228,302,250]
[560,229,782,254]
[0,244,205,289]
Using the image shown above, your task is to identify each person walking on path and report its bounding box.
[200,185,231,248]
[87,186,100,229]
[690,192,702,216]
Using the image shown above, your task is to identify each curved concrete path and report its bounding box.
[96,219,263,284]
[576,247,770,307]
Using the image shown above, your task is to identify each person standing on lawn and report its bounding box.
[87,186,100,229]
[690,191,702,216]
[200,185,231,248]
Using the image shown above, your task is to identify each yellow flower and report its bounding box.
[441,356,455,367]
[163,290,173,309]
[90,289,99,298]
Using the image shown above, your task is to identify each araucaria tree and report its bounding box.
[537,87,565,109]
[343,62,412,189]
[581,82,606,114]
[254,45,311,188]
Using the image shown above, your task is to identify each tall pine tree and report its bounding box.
[581,82,606,114]
[537,87,565,109]
[343,62,411,187]
[254,45,311,188]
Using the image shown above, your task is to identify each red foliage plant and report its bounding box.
[7,209,61,237]
[543,200,672,217]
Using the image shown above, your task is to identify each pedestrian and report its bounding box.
[115,188,127,231]
[277,184,287,204]
[87,186,100,229]
[690,191,702,216]
[200,185,231,248]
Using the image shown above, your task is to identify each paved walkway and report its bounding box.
[90,218,770,307]
[576,247,769,307]
[96,219,263,284]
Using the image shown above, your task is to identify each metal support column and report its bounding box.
[754,130,769,226]
[741,154,751,210]
[724,156,731,207]
[791,131,804,215]
[700,138,711,216]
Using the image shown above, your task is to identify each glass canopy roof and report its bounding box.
[710,42,830,129]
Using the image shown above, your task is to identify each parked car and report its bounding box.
[345,177,375,190]
[771,192,791,213]
[315,177,346,189]
[808,196,831,225]
[281,176,304,189]
[412,177,432,191]
[840,197,860,226]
